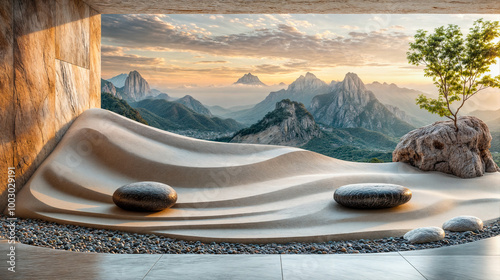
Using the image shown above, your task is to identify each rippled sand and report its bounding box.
[13,109,500,243]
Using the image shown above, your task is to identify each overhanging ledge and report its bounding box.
[82,0,500,14]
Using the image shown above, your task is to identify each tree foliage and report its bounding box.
[407,19,500,131]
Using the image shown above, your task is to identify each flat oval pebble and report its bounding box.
[333,183,412,209]
[404,226,445,244]
[113,181,177,212]
[443,216,483,232]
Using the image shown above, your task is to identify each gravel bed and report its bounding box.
[1,215,498,254]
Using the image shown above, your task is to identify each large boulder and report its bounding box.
[393,116,499,178]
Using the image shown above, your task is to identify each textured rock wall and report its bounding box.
[13,0,57,200]
[0,0,15,212]
[56,0,89,68]
[89,8,101,108]
[0,0,100,211]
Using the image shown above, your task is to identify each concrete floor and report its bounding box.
[1,237,499,280]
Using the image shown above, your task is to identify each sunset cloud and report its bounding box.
[194,60,229,64]
[102,14,411,69]
[101,14,500,90]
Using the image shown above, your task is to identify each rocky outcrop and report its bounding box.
[310,73,414,137]
[234,73,267,86]
[174,95,212,116]
[101,78,117,96]
[230,99,321,147]
[123,70,151,100]
[393,116,500,178]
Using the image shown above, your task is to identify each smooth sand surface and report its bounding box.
[13,109,500,243]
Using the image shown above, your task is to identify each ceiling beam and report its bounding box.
[83,0,500,15]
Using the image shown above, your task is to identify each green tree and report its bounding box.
[407,19,500,131]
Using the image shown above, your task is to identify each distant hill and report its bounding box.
[234,73,267,86]
[231,99,321,147]
[310,73,415,137]
[107,73,128,88]
[101,92,148,125]
[131,99,244,132]
[150,89,174,101]
[366,81,443,127]
[208,105,233,117]
[488,117,500,132]
[469,108,500,122]
[174,95,212,116]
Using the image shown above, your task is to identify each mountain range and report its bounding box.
[225,72,331,124]
[130,99,244,132]
[101,70,498,163]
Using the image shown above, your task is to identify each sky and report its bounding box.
[101,14,500,107]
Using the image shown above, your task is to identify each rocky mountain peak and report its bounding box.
[288,72,327,92]
[101,79,117,96]
[309,73,414,137]
[123,70,151,101]
[230,99,321,146]
[304,72,317,80]
[337,72,366,92]
[234,73,267,86]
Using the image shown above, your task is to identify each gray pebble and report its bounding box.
[0,215,498,255]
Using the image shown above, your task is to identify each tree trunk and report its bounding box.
[454,116,459,132]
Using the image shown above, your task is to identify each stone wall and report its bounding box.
[0,0,100,211]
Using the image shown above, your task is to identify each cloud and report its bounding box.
[195,60,229,64]
[341,25,359,30]
[102,14,412,69]
[390,25,405,30]
[101,45,164,75]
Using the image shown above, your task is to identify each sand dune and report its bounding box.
[13,109,500,243]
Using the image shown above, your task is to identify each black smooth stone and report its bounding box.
[113,182,177,212]
[334,183,412,209]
